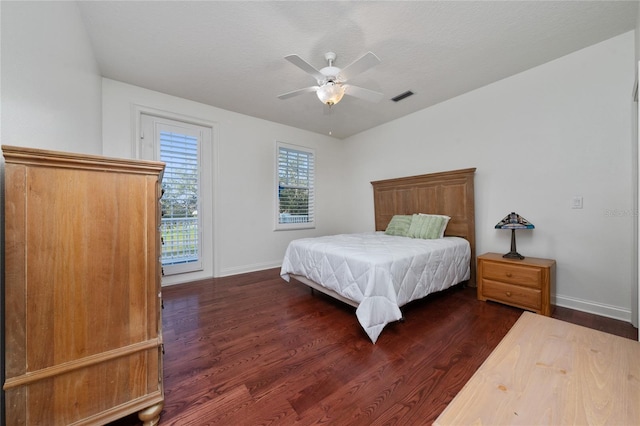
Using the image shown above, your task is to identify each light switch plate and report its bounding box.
[572,196,583,209]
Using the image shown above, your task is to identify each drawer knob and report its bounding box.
[505,272,513,278]
[505,291,512,297]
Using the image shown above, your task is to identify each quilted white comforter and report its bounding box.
[280,232,470,343]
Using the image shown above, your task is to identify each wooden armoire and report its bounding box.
[2,146,165,425]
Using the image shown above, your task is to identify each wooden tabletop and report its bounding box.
[434,311,640,425]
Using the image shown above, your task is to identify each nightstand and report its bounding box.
[477,253,556,316]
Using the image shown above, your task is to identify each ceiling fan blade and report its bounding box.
[343,85,384,103]
[277,86,319,100]
[338,51,381,81]
[284,55,325,82]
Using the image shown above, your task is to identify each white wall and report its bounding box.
[102,79,346,284]
[634,10,640,332]
[1,1,102,154]
[343,32,636,322]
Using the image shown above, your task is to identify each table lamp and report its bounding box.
[495,212,534,259]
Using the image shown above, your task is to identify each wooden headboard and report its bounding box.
[371,168,476,285]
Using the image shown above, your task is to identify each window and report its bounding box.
[160,131,200,269]
[140,114,210,276]
[276,142,315,230]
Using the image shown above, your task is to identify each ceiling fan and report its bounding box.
[278,51,383,106]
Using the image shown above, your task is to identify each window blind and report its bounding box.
[160,131,200,265]
[278,145,314,226]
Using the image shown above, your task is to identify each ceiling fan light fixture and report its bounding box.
[316,81,345,106]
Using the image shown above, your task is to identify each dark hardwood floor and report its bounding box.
[111,268,637,425]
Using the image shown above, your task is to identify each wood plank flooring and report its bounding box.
[110,268,637,425]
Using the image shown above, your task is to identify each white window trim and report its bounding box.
[275,141,316,231]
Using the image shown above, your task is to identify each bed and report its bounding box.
[280,168,476,343]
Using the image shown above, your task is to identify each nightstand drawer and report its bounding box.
[482,279,542,311]
[482,260,542,289]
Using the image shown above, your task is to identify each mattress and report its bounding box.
[280,232,471,343]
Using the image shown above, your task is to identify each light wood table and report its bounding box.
[434,311,640,425]
[477,253,555,316]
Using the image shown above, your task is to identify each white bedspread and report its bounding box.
[280,232,470,343]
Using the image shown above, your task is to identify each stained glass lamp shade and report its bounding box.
[495,212,534,259]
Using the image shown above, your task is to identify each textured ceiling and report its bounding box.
[78,1,638,139]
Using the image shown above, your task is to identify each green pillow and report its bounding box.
[384,215,413,236]
[407,214,450,239]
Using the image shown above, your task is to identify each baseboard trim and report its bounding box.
[219,261,282,277]
[554,294,632,323]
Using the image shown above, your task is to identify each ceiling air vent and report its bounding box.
[391,90,414,102]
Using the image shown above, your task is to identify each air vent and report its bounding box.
[391,90,414,102]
